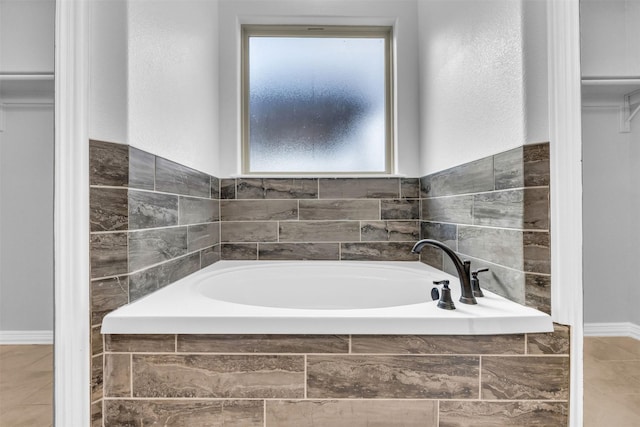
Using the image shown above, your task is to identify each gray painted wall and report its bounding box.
[0,107,54,331]
[0,0,55,332]
[581,0,640,326]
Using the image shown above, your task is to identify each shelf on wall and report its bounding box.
[582,76,640,132]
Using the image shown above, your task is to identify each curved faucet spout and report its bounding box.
[411,239,477,305]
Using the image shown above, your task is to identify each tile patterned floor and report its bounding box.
[584,336,640,427]
[0,345,53,427]
[0,338,638,426]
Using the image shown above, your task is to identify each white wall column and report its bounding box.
[54,0,90,425]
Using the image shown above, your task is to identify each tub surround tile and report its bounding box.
[419,246,444,269]
[179,196,219,225]
[400,178,420,199]
[92,326,103,356]
[106,334,175,353]
[265,400,438,427]
[523,231,551,274]
[90,140,129,187]
[481,356,570,400]
[210,176,220,199]
[381,199,420,220]
[259,243,340,260]
[177,335,349,353]
[132,354,305,398]
[128,253,200,301]
[439,401,568,427]
[155,157,210,198]
[90,187,129,232]
[221,222,278,243]
[104,400,263,427]
[422,157,494,197]
[457,226,523,271]
[220,179,236,199]
[299,200,379,221]
[443,254,525,304]
[91,401,102,427]
[91,276,128,326]
[351,335,525,355]
[319,178,399,199]
[421,195,474,225]
[104,354,131,397]
[237,178,318,199]
[200,245,221,267]
[128,190,178,230]
[473,190,525,229]
[129,147,155,190]
[523,143,551,187]
[523,187,550,230]
[360,221,420,242]
[307,355,479,399]
[187,223,220,252]
[221,243,258,260]
[493,147,524,190]
[128,227,188,272]
[279,221,360,242]
[527,324,570,355]
[525,273,551,314]
[420,222,457,250]
[90,232,128,279]
[91,354,103,402]
[220,200,298,221]
[340,242,417,261]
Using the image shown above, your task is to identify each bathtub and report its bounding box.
[101,260,553,335]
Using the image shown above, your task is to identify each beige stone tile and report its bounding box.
[584,337,640,361]
[439,401,568,427]
[307,355,479,399]
[104,399,263,427]
[104,354,131,397]
[266,400,437,427]
[177,334,349,353]
[0,404,53,427]
[584,359,640,383]
[105,334,175,352]
[584,385,640,427]
[351,334,525,355]
[132,354,304,398]
[603,337,640,359]
[481,356,570,400]
[0,371,53,406]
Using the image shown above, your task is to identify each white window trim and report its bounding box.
[240,24,394,175]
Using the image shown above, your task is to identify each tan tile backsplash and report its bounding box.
[91,140,566,426]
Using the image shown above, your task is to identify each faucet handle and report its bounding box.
[471,268,489,277]
[433,280,455,310]
[471,268,489,297]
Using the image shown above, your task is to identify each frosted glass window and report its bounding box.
[242,26,392,174]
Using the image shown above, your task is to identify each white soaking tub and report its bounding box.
[101,260,553,335]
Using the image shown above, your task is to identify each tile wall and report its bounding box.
[218,177,421,261]
[91,140,566,426]
[102,326,570,426]
[420,143,551,314]
[89,140,221,425]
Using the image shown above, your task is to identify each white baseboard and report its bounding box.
[584,322,640,340]
[0,330,53,345]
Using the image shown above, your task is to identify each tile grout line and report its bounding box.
[304,354,308,399]
[478,356,483,400]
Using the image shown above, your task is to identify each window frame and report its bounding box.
[241,24,395,175]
